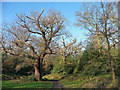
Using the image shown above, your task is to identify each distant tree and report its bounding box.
[60,36,82,66]
[1,9,65,81]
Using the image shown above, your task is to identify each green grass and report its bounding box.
[59,74,88,88]
[60,80,85,88]
[3,74,119,88]
[59,74,119,88]
[2,80,53,88]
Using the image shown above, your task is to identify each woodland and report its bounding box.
[1,2,120,88]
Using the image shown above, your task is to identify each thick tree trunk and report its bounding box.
[39,56,44,80]
[34,65,40,81]
[34,58,40,81]
[34,54,45,81]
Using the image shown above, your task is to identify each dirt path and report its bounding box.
[43,79,65,88]
[52,81,66,88]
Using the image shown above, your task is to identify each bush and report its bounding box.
[77,42,110,76]
[51,62,66,75]
[2,54,34,77]
[43,64,53,76]
[64,63,75,74]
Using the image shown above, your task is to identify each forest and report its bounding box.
[1,2,120,88]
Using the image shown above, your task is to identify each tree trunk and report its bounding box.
[34,56,44,81]
[62,54,66,67]
[39,56,44,80]
[106,37,116,81]
[34,58,40,81]
[111,57,116,81]
[96,26,101,53]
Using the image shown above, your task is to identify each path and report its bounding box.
[52,81,66,88]
[43,79,66,88]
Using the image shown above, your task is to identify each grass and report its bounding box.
[59,74,88,88]
[42,73,119,88]
[59,74,119,88]
[2,74,119,88]
[2,79,53,88]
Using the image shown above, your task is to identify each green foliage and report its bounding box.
[50,56,65,75]
[51,62,66,75]
[64,56,77,74]
[43,63,53,76]
[51,56,77,75]
[73,54,82,74]
[16,65,33,76]
[77,42,110,76]
[2,53,7,62]
[114,48,120,76]
[2,54,34,78]
[2,55,18,75]
[64,63,75,74]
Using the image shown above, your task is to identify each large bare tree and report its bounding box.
[1,9,65,81]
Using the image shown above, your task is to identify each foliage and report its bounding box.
[73,54,82,74]
[2,53,7,62]
[114,48,120,76]
[2,55,18,75]
[64,56,76,74]
[51,61,66,75]
[2,54,34,79]
[43,64,53,76]
[51,55,77,75]
[77,42,111,76]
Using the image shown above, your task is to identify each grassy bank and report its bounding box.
[60,74,119,88]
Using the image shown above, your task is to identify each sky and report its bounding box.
[2,2,90,42]
[1,1,118,43]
